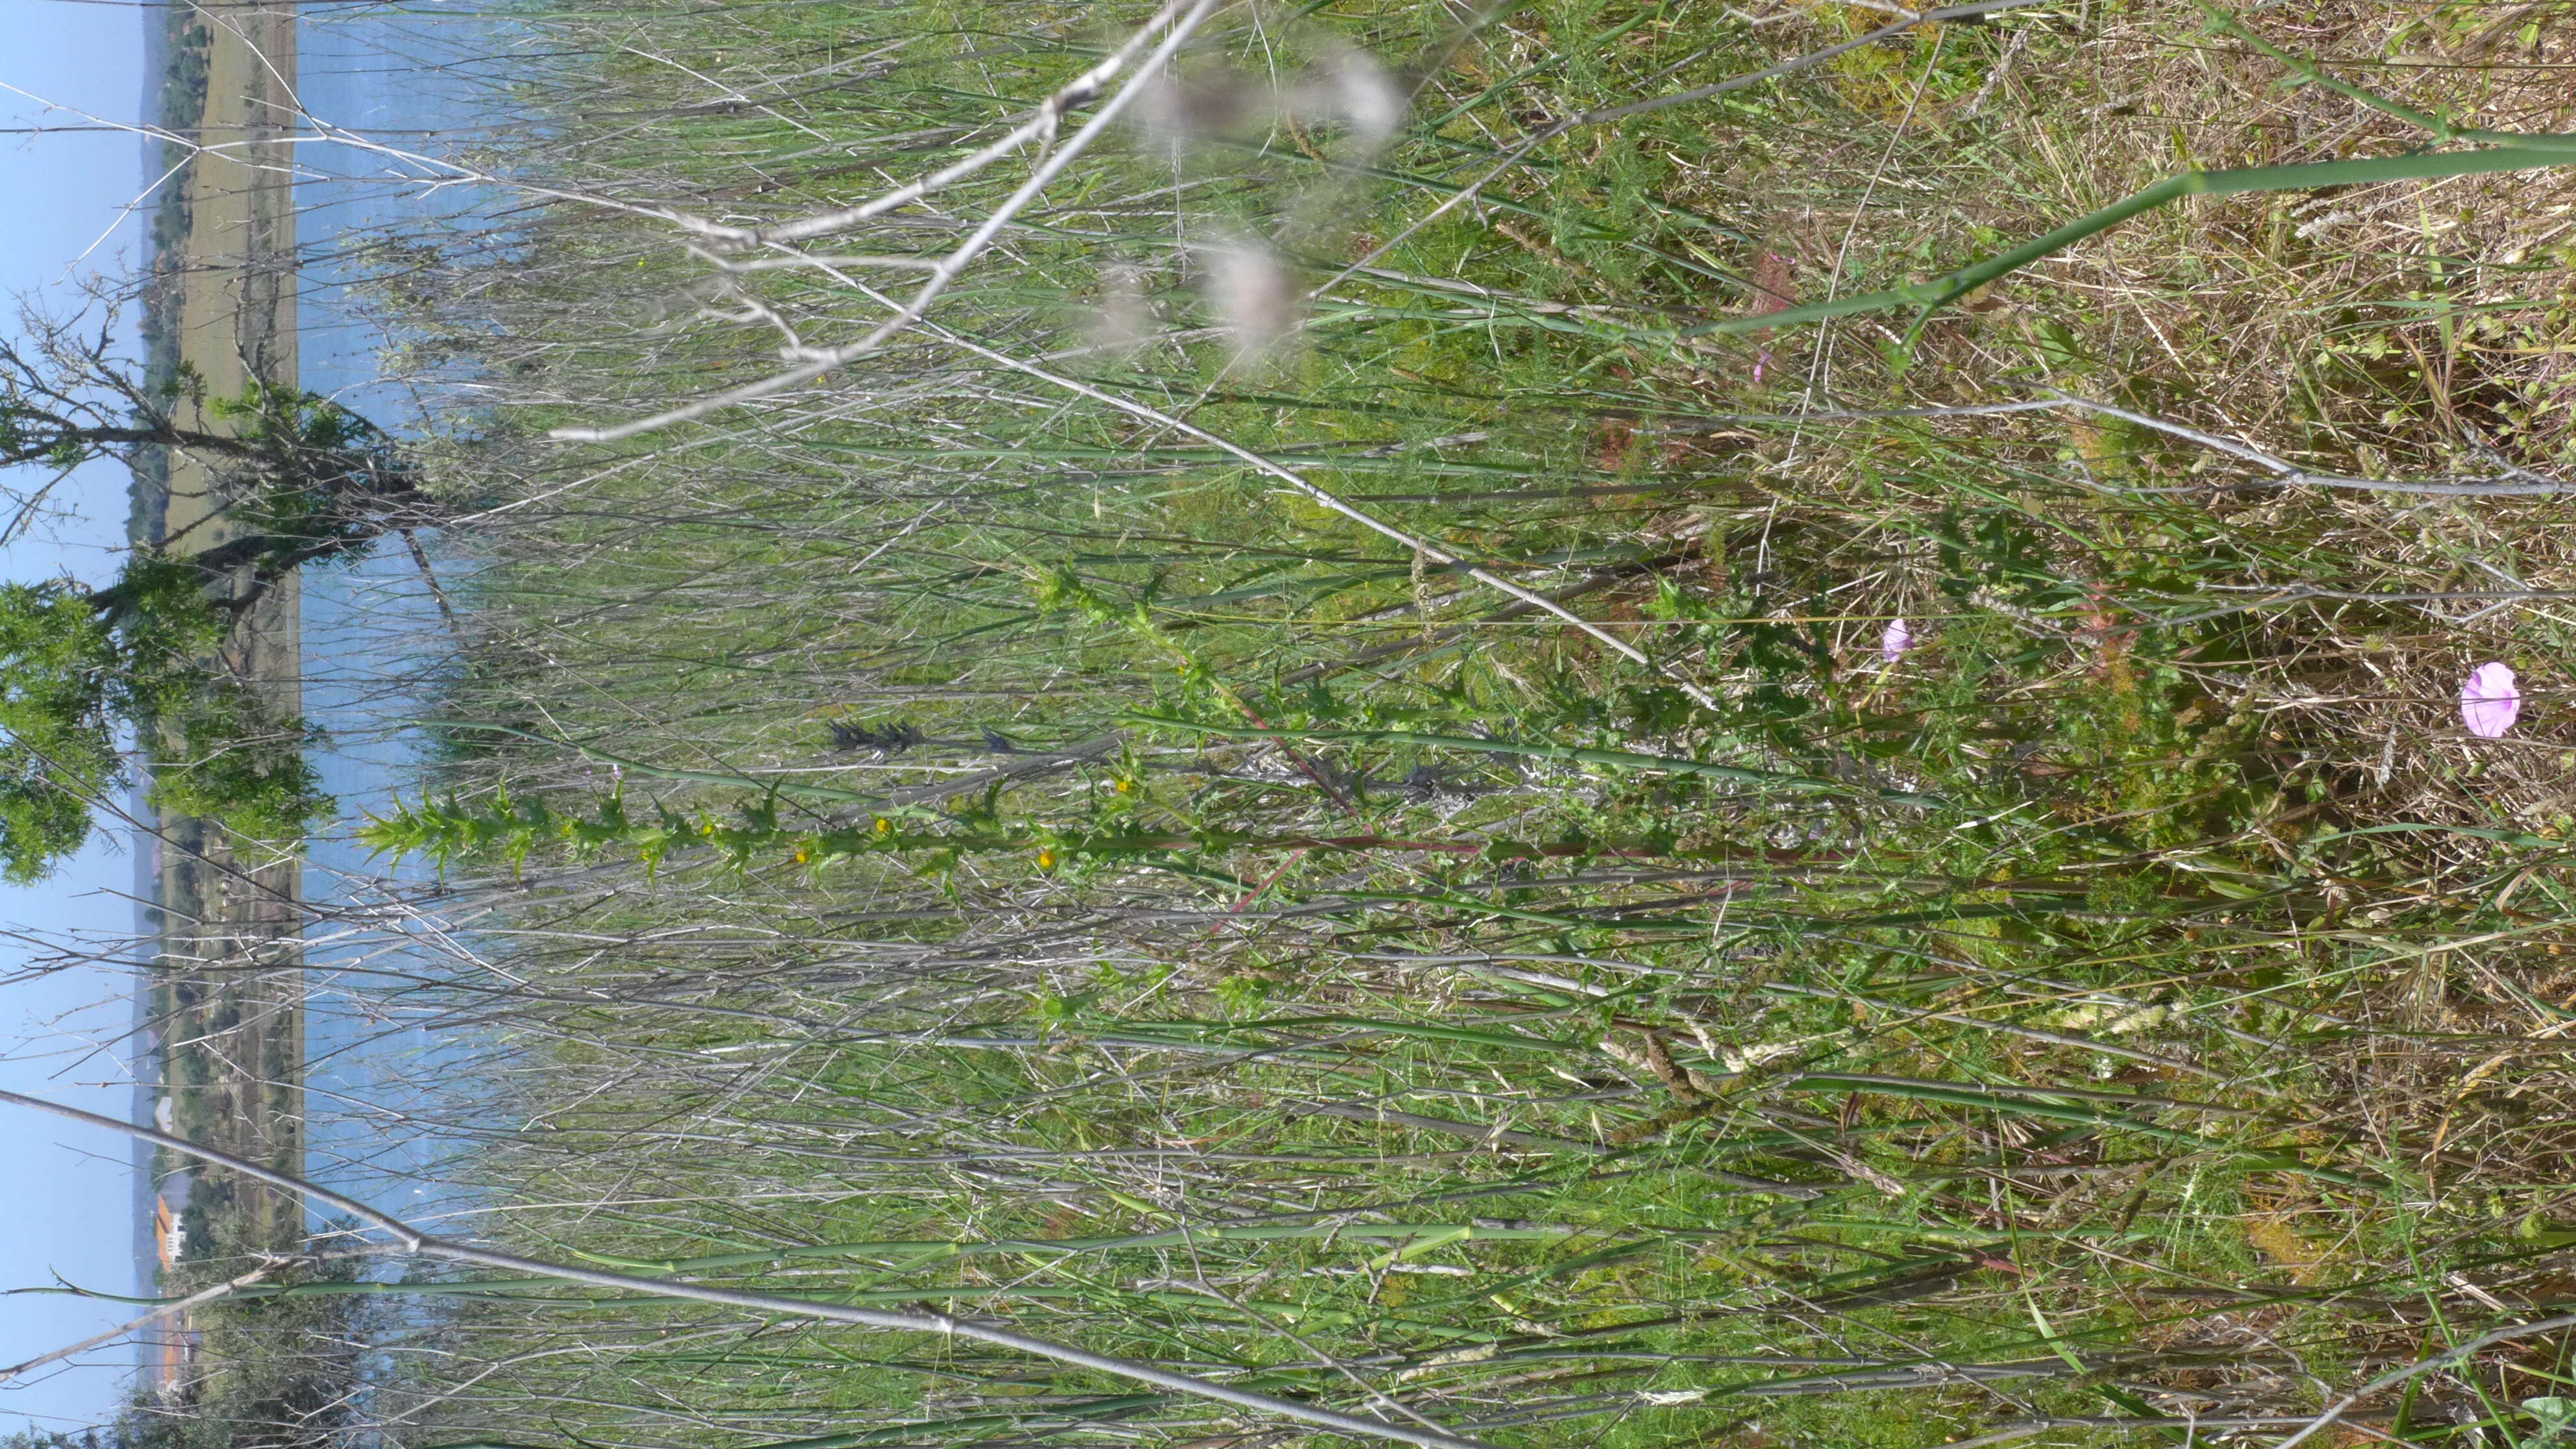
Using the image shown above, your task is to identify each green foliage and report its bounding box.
[0,398,107,471]
[107,553,236,665]
[145,698,329,843]
[0,549,332,879]
[366,786,697,873]
[0,584,121,882]
[207,382,405,565]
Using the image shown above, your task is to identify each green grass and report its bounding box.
[125,2,2576,1448]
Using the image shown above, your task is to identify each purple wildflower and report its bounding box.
[2460,662,2521,739]
[1881,618,1915,665]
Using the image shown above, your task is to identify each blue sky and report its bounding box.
[0,0,154,1432]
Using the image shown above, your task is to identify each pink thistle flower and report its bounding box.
[1881,618,1915,665]
[2460,662,2521,739]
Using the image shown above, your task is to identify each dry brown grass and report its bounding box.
[1613,1,2576,841]
[1576,4,2576,1259]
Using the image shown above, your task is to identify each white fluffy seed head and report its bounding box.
[1089,264,1154,356]
[1291,43,1404,151]
[1202,239,1300,368]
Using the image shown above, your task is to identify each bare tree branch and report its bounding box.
[0,1087,1505,1449]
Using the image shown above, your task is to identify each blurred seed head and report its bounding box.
[1286,43,1404,153]
[1090,264,1155,356]
[1134,60,1265,146]
[1126,30,1404,375]
[1201,238,1300,371]
[1135,42,1404,156]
